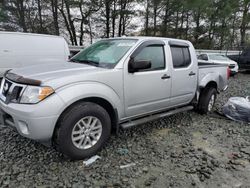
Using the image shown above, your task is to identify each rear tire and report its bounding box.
[54,102,111,160]
[197,87,217,114]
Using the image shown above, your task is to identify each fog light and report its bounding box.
[18,121,29,135]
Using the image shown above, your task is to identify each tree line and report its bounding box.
[0,0,250,49]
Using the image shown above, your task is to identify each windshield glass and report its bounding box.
[71,39,137,68]
[209,54,229,61]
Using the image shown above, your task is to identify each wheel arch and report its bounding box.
[193,81,218,105]
[203,81,218,91]
[53,97,119,141]
[198,81,218,99]
[196,82,218,114]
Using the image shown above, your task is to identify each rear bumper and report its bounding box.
[230,70,238,75]
[0,93,65,144]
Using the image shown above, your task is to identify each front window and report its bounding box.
[134,46,165,71]
[71,39,137,68]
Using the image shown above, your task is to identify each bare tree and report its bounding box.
[240,0,250,48]
[51,0,59,35]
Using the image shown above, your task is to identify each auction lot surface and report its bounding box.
[1,73,250,188]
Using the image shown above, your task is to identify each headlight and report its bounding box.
[20,86,54,104]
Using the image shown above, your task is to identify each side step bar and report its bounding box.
[120,105,194,129]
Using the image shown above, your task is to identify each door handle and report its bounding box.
[161,74,171,79]
[189,71,196,76]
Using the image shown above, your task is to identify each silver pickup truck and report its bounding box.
[0,37,229,159]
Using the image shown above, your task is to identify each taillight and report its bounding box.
[227,67,231,79]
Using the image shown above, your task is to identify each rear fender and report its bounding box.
[199,70,227,92]
[199,72,220,90]
[196,73,220,102]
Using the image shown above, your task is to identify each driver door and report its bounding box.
[124,40,172,117]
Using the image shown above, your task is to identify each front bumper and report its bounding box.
[0,93,65,144]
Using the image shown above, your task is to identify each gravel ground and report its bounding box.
[1,73,250,188]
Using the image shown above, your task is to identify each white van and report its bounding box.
[0,32,70,77]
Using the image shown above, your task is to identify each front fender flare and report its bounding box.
[55,82,124,119]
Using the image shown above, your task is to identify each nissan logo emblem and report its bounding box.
[4,83,9,91]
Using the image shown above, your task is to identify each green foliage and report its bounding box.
[0,0,249,49]
[0,2,7,23]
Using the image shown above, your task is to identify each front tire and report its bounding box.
[197,87,217,114]
[54,102,111,160]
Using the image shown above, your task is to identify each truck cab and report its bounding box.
[122,39,198,117]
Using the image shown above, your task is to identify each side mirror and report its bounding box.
[128,58,151,73]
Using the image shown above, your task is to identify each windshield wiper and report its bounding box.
[70,59,79,63]
[70,59,99,67]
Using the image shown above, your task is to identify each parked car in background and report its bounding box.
[227,48,250,70]
[198,53,238,75]
[0,32,70,78]
[0,37,229,160]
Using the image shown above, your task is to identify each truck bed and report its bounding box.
[198,61,228,92]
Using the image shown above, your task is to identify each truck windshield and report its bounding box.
[70,39,137,68]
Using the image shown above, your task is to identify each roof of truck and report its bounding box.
[111,36,190,42]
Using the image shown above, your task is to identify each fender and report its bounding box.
[55,81,124,119]
[199,72,220,89]
[196,72,220,101]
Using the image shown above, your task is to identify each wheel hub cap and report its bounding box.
[208,94,215,112]
[71,116,103,150]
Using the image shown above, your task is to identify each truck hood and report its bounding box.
[8,62,108,85]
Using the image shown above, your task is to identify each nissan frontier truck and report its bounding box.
[0,37,229,160]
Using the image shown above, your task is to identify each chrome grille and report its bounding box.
[1,79,12,97]
[0,78,24,104]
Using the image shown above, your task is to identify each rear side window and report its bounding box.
[134,45,165,70]
[170,46,191,68]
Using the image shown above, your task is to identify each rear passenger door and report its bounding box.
[169,41,197,106]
